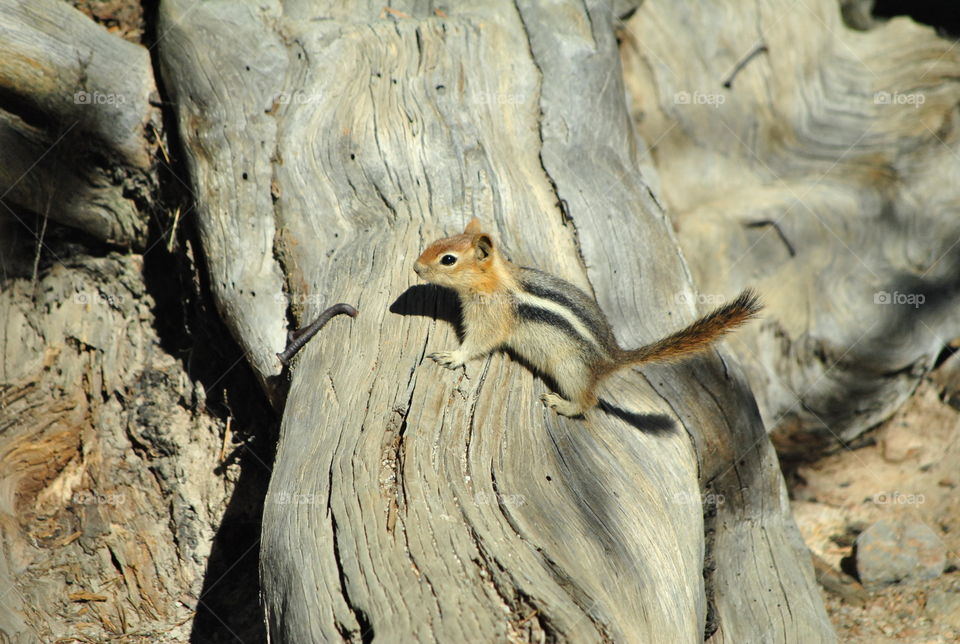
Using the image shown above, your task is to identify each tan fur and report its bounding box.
[604,290,761,376]
[414,219,762,417]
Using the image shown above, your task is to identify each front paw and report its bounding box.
[429,350,466,370]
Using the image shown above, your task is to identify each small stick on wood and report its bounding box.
[722,43,768,89]
[166,206,181,252]
[277,303,358,365]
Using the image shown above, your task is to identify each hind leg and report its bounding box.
[540,365,598,417]
[541,392,591,417]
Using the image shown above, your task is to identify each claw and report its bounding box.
[428,351,465,370]
[540,393,584,417]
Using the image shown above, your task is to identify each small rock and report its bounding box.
[880,422,923,463]
[855,518,947,589]
[926,590,960,630]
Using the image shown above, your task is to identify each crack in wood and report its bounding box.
[329,510,374,643]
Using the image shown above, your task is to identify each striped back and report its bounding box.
[514,268,618,359]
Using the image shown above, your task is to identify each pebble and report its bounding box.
[925,589,960,630]
[880,421,924,462]
[855,518,947,589]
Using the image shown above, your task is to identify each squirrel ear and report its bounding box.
[464,218,482,235]
[475,234,493,260]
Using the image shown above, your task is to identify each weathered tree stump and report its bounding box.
[7,0,956,641]
[158,1,834,641]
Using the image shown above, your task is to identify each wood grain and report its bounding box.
[621,0,960,454]
[156,0,832,640]
[0,0,158,246]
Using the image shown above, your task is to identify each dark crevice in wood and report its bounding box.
[701,488,720,639]
[330,510,374,644]
[0,207,112,280]
[539,548,613,643]
[488,463,610,642]
[745,219,796,257]
[511,0,594,299]
[467,522,556,644]
[392,379,415,529]
[0,87,60,133]
[872,0,960,36]
[934,342,958,368]
[463,358,490,494]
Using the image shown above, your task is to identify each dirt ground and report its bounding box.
[790,378,960,642]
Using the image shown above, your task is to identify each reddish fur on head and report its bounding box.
[413,219,507,294]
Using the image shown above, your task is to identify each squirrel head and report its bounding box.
[414,219,502,294]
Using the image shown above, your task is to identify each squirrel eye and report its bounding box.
[440,254,457,266]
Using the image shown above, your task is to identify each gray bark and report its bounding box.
[0,0,158,247]
[0,3,246,641]
[621,1,960,454]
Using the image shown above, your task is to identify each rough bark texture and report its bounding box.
[0,2,269,641]
[0,178,271,642]
[0,251,243,642]
[158,0,833,641]
[620,0,960,455]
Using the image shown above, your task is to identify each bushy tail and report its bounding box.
[616,289,762,367]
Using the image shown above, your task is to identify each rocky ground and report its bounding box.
[790,369,960,642]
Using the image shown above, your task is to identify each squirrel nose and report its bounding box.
[413,262,425,275]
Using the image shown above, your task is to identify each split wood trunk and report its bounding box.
[158,0,841,641]
[3,0,957,641]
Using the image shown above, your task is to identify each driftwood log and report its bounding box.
[620,2,960,454]
[157,0,834,641]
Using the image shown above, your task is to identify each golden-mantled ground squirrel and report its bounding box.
[414,219,761,417]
